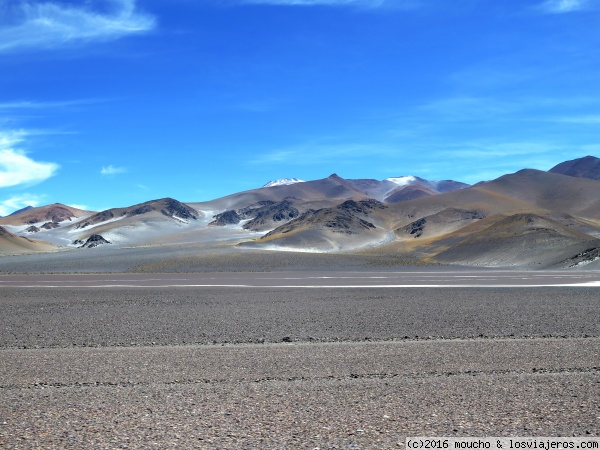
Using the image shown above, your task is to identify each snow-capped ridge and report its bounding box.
[262,178,305,188]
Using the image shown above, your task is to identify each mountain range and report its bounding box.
[1,155,599,269]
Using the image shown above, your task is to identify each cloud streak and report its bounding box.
[537,0,592,13]
[0,98,106,111]
[0,131,59,188]
[236,0,416,8]
[0,0,155,53]
[100,165,127,176]
[0,194,44,217]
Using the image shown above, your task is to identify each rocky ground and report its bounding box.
[0,283,598,448]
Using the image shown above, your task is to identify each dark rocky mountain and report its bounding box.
[209,199,301,231]
[261,199,385,239]
[243,200,301,231]
[79,234,111,248]
[209,210,243,226]
[549,155,600,180]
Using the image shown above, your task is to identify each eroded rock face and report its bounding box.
[76,210,115,229]
[160,198,198,220]
[26,226,40,233]
[404,218,427,237]
[79,234,111,248]
[243,200,300,231]
[209,210,242,226]
[41,222,61,230]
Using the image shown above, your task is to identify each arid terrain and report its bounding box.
[1,157,599,448]
[0,272,598,448]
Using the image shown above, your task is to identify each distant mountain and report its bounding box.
[263,178,305,188]
[4,156,600,267]
[548,155,600,180]
[386,176,469,193]
[0,204,91,227]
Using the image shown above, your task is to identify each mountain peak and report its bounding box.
[8,205,34,217]
[549,155,600,180]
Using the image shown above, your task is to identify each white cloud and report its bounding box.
[0,0,155,53]
[100,165,127,176]
[537,0,591,13]
[0,131,59,188]
[0,194,44,217]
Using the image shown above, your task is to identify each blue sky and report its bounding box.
[0,0,599,213]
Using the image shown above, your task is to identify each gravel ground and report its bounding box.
[0,287,598,348]
[0,284,598,448]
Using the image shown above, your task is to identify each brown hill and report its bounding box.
[0,204,92,226]
[384,184,438,203]
[0,226,58,255]
[433,213,600,267]
[397,208,486,239]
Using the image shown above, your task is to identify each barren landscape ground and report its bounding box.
[1,270,599,448]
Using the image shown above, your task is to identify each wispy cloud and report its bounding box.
[0,193,45,217]
[552,115,600,124]
[100,165,127,176]
[0,98,106,111]
[251,141,396,166]
[536,0,592,13]
[236,0,417,8]
[0,130,59,188]
[0,0,155,53]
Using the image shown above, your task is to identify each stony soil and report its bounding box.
[0,283,598,448]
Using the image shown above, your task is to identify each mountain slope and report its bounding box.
[433,213,600,267]
[0,226,58,254]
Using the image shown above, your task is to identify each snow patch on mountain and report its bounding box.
[262,178,305,188]
[386,176,420,187]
